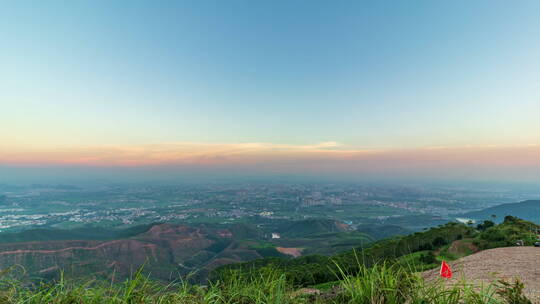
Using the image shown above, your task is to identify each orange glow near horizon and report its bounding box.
[2,143,540,170]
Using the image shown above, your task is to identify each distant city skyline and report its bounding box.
[1,1,540,182]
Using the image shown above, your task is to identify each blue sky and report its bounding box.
[1,1,540,182]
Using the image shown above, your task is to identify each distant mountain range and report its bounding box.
[0,219,399,283]
[0,224,263,283]
[463,200,540,223]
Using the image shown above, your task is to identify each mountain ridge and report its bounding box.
[463,200,540,223]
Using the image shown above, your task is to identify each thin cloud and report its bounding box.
[0,142,359,166]
[1,143,540,172]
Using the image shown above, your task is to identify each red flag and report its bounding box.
[440,260,452,278]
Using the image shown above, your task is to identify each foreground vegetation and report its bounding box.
[0,262,532,304]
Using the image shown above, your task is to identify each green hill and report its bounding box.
[213,221,475,286]
[213,216,540,287]
[474,215,540,249]
[463,200,540,223]
[356,224,412,240]
[0,219,390,283]
[278,219,350,237]
[0,224,155,243]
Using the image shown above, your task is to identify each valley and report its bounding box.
[0,182,539,285]
[0,182,531,232]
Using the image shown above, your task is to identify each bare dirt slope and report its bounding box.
[423,247,540,301]
[0,224,245,282]
[276,247,303,257]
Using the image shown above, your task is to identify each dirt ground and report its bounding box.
[423,247,540,302]
[276,247,303,257]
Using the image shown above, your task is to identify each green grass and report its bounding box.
[0,261,529,304]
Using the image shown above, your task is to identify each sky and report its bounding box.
[1,1,540,183]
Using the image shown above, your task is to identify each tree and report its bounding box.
[504,215,518,223]
[418,243,433,251]
[432,236,448,247]
[477,220,495,231]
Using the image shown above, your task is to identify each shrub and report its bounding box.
[477,220,495,231]
[496,279,532,304]
[419,251,437,264]
[432,236,448,247]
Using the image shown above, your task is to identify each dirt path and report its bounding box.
[423,247,540,302]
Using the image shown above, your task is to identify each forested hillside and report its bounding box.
[213,216,540,287]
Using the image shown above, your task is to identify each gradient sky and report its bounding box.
[1,1,540,182]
